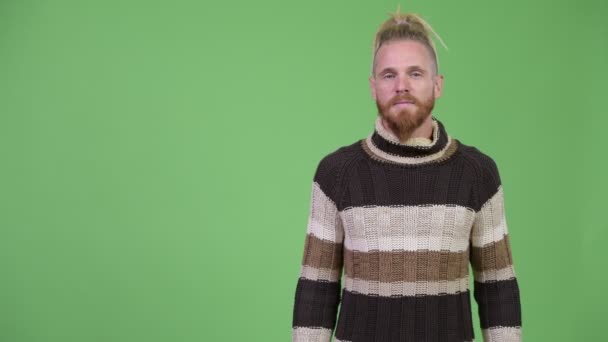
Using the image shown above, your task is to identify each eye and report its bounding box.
[383,74,395,79]
[411,72,422,77]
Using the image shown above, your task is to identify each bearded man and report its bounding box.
[292,8,523,342]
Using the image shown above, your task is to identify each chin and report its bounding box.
[390,109,414,120]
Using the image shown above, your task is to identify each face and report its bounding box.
[369,40,444,141]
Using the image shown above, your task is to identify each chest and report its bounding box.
[337,161,477,253]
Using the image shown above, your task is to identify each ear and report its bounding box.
[369,75,377,101]
[433,74,444,99]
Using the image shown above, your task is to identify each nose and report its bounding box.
[396,75,410,94]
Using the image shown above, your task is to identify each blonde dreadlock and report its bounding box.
[371,4,448,77]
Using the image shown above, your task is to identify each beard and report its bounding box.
[375,91,435,142]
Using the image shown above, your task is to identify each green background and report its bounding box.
[1,0,606,341]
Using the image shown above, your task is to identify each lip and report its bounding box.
[394,98,415,104]
[394,101,414,105]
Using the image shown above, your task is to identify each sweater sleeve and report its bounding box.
[470,156,523,342]
[292,154,345,342]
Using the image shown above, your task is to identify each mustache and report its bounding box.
[389,94,417,105]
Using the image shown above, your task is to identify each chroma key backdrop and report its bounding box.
[0,0,606,341]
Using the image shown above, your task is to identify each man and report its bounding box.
[292,9,522,342]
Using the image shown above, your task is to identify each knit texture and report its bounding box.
[292,115,522,342]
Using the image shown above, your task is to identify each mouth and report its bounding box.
[394,101,414,106]
[393,97,415,105]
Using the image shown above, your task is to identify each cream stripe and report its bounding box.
[307,181,344,244]
[336,339,474,342]
[482,326,521,341]
[336,340,474,342]
[292,326,333,342]
[471,186,509,247]
[299,265,342,283]
[345,236,469,253]
[473,264,517,282]
[340,204,475,252]
[334,338,475,342]
[344,274,470,297]
[365,133,453,164]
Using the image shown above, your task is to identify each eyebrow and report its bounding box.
[378,66,426,75]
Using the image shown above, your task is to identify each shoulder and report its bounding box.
[456,140,503,208]
[457,140,501,183]
[313,141,362,199]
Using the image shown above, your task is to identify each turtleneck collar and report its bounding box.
[360,115,460,166]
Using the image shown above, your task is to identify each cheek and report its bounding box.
[421,82,434,94]
[376,85,394,101]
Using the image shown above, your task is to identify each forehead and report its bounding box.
[375,40,433,69]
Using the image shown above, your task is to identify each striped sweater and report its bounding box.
[292,115,522,342]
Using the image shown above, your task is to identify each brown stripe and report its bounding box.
[470,234,513,272]
[343,247,470,282]
[301,233,343,271]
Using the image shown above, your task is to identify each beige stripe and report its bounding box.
[482,326,521,341]
[307,181,344,244]
[344,274,470,296]
[473,264,517,282]
[363,133,457,165]
[299,264,342,282]
[471,185,510,247]
[343,248,470,282]
[292,327,333,341]
[336,339,474,342]
[471,234,514,271]
[335,340,474,342]
[334,338,475,342]
[340,204,475,252]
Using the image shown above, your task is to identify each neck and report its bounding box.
[360,115,460,166]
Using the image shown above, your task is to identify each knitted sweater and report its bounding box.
[292,116,522,342]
